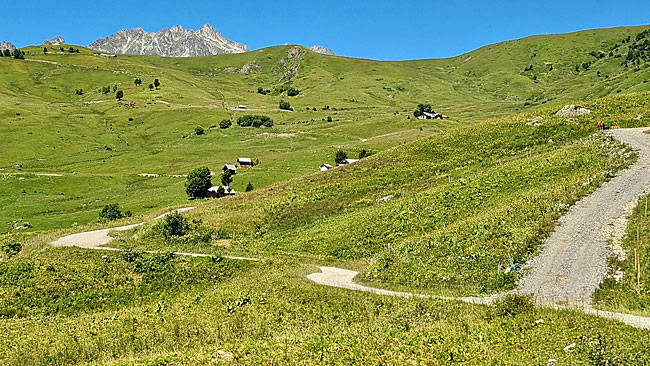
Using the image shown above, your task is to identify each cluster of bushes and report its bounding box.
[152,211,189,239]
[219,119,232,129]
[257,85,301,96]
[194,126,205,135]
[1,240,22,258]
[0,49,24,59]
[99,203,132,221]
[413,103,435,117]
[101,85,117,94]
[334,149,372,164]
[237,115,273,128]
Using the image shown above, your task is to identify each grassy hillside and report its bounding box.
[107,92,649,296]
[4,26,650,365]
[2,26,650,233]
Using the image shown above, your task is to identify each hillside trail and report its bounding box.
[51,207,258,261]
[49,129,650,329]
[309,128,650,330]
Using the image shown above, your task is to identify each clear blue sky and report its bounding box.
[2,0,649,60]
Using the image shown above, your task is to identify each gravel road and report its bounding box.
[51,207,197,249]
[518,128,650,305]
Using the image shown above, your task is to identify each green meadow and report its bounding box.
[2,25,650,364]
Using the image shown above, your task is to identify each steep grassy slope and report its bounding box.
[112,92,649,295]
[2,25,650,233]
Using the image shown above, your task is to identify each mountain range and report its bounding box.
[0,41,16,51]
[88,24,249,57]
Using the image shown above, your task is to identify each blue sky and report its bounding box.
[2,0,649,60]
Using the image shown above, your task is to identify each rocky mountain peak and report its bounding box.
[0,41,16,51]
[43,36,65,46]
[310,45,335,56]
[88,24,248,57]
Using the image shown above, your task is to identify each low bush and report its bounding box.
[153,212,190,239]
[99,204,131,221]
[237,115,273,128]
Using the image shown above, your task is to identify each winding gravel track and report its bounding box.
[308,128,650,330]
[518,128,650,304]
[50,207,258,262]
[50,129,650,329]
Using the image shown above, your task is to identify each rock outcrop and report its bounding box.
[0,41,16,51]
[88,24,248,57]
[309,45,335,56]
[43,36,65,46]
[555,105,591,117]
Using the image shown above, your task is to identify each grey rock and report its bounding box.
[555,104,591,117]
[309,45,335,56]
[88,24,248,57]
[0,41,16,51]
[43,36,65,46]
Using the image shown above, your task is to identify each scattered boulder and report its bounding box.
[555,105,591,117]
[377,195,394,203]
[526,116,544,126]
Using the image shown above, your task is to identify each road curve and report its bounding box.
[51,207,196,249]
[518,128,650,304]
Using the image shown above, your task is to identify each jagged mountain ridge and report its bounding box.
[0,41,16,51]
[88,24,248,57]
[43,36,65,46]
[309,45,335,56]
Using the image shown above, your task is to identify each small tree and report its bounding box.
[335,150,347,164]
[148,83,154,90]
[327,116,333,122]
[219,119,232,129]
[221,170,233,188]
[99,203,125,221]
[195,126,205,135]
[216,186,226,198]
[279,100,292,111]
[116,90,124,100]
[134,78,142,86]
[154,78,160,89]
[245,182,254,192]
[185,166,212,199]
[43,47,48,54]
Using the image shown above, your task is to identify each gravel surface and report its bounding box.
[518,128,650,305]
[51,207,196,249]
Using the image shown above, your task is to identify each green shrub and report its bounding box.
[493,295,534,317]
[1,241,22,258]
[219,119,232,129]
[153,212,190,238]
[99,203,130,221]
[279,100,293,111]
[194,126,205,135]
[335,150,347,164]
